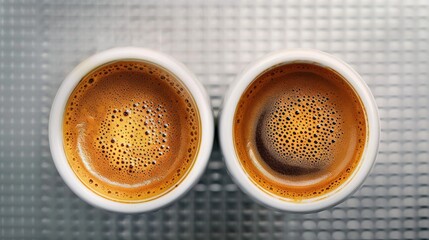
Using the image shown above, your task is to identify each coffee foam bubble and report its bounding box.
[234,63,367,200]
[63,61,200,202]
[80,101,172,188]
[256,89,344,176]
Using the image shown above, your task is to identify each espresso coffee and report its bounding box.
[63,61,200,202]
[234,63,367,200]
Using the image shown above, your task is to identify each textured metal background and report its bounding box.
[1,0,429,239]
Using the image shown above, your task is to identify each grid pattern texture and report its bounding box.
[1,0,428,239]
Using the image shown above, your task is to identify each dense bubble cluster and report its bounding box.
[259,88,344,174]
[234,63,367,200]
[63,60,200,202]
[96,100,172,176]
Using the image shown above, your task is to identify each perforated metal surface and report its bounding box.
[1,0,429,239]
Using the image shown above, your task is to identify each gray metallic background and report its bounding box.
[1,0,428,239]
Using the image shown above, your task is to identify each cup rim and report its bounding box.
[219,49,380,213]
[49,47,214,213]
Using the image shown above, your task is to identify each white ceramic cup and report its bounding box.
[219,49,380,213]
[49,47,214,213]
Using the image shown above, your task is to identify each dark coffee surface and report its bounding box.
[234,63,367,200]
[63,61,200,202]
